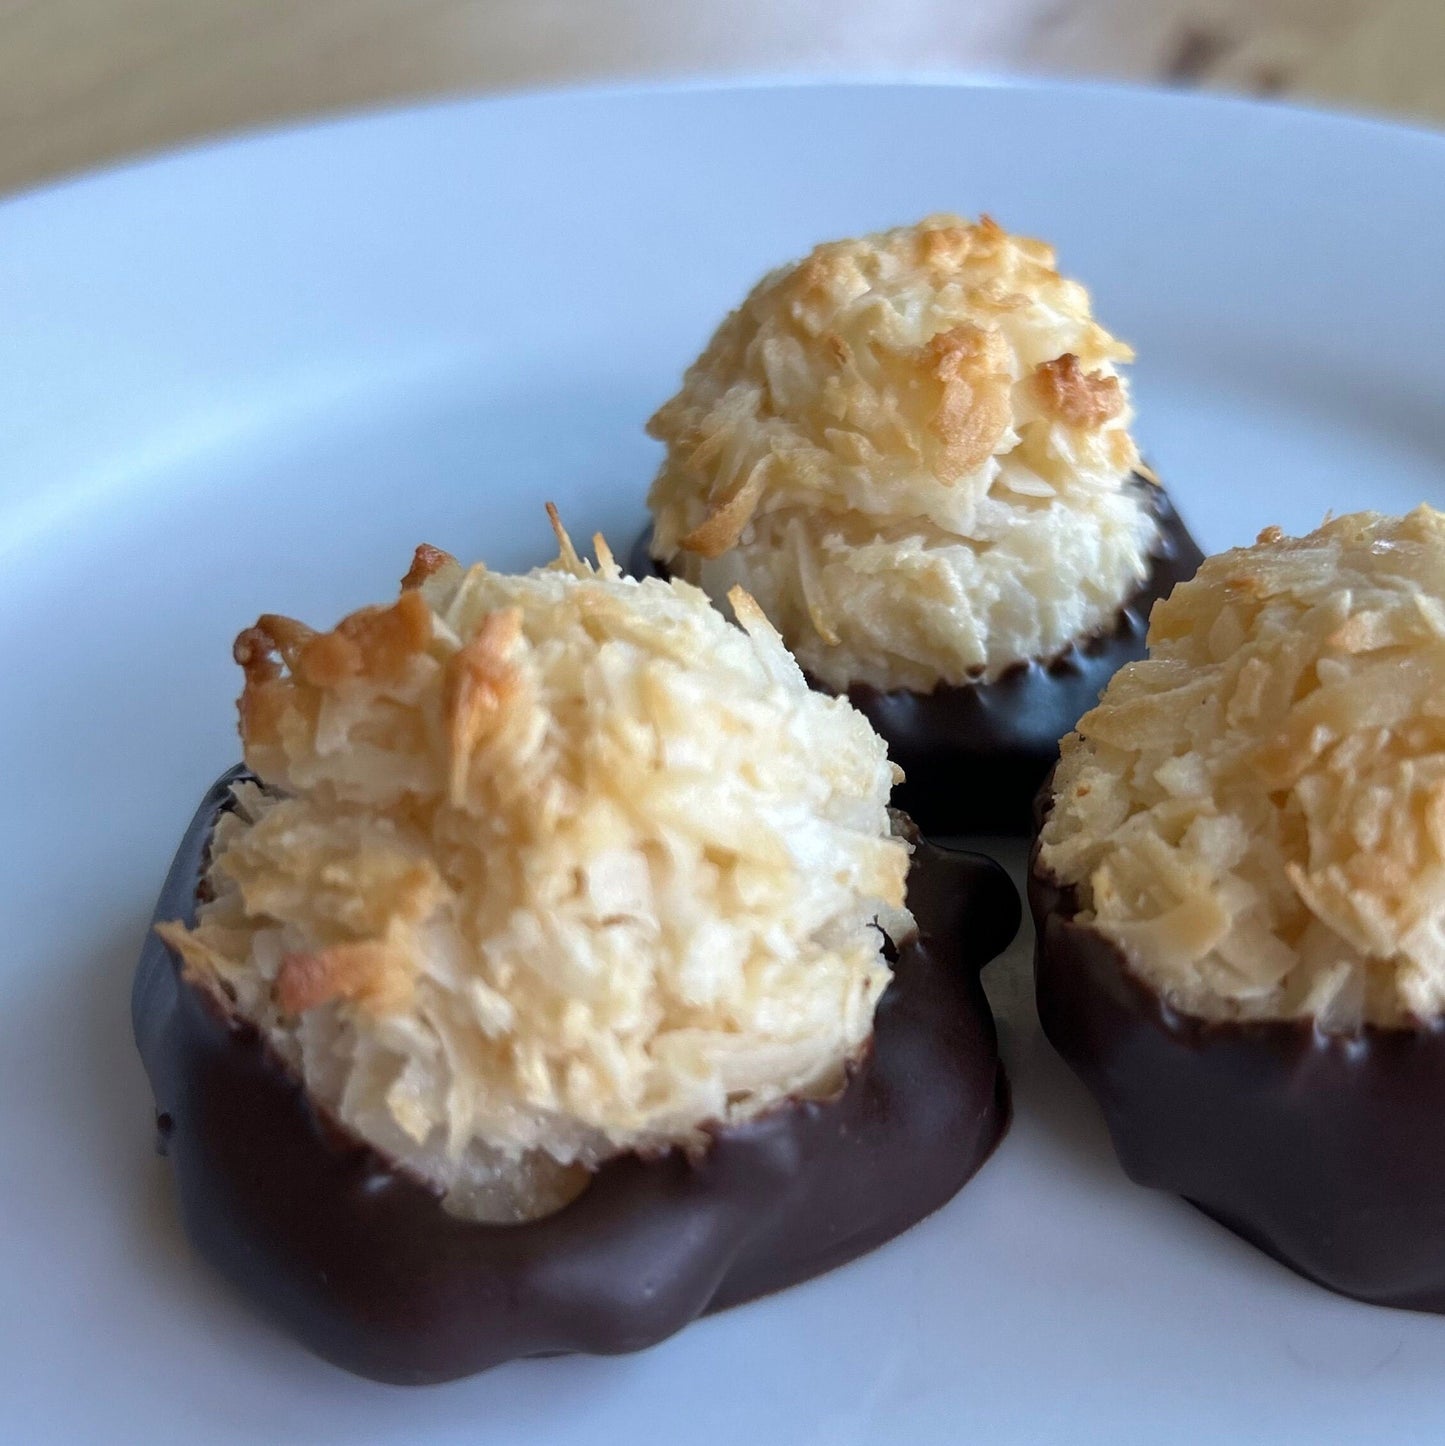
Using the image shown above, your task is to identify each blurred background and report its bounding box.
[2,0,1442,195]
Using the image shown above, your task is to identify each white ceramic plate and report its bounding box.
[4,80,1444,1444]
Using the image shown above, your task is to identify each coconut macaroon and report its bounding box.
[646,213,1165,694]
[1039,506,1445,1029]
[159,521,912,1225]
[1032,506,1445,1316]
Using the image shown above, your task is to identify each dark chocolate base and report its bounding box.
[1029,820,1445,1316]
[632,475,1203,836]
[135,769,1020,1384]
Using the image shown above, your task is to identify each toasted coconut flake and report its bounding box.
[275,935,414,1016]
[163,524,911,1221]
[923,324,1013,478]
[680,465,769,558]
[647,214,1157,691]
[1033,353,1126,428]
[445,607,524,805]
[400,543,457,591]
[1040,506,1445,1028]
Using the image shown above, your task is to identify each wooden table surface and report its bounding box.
[2,0,1442,197]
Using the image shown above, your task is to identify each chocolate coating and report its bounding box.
[631,477,1203,835]
[1030,812,1445,1316]
[135,769,1019,1383]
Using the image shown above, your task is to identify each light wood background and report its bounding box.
[2,0,1442,197]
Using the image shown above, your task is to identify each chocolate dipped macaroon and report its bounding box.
[1032,506,1445,1313]
[640,214,1202,834]
[137,518,1018,1383]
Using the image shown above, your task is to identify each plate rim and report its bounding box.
[3,70,1443,217]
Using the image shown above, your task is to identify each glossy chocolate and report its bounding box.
[135,770,1019,1383]
[1030,812,1445,1315]
[632,477,1203,835]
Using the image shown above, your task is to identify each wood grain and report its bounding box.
[0,0,1440,196]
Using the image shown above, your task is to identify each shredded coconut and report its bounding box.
[160,519,911,1221]
[1040,506,1445,1029]
[647,214,1158,692]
